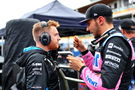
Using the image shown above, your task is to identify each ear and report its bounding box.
[97,16,105,25]
[121,29,127,34]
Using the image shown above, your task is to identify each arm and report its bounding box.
[74,36,94,69]
[81,51,94,70]
[68,37,131,89]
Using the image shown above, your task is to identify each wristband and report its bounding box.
[81,50,88,55]
[79,66,86,74]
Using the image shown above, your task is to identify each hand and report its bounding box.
[66,55,85,71]
[74,36,87,52]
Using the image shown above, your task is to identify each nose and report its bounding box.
[58,35,61,41]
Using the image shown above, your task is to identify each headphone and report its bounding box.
[39,21,51,46]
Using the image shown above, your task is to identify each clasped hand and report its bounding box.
[66,55,85,71]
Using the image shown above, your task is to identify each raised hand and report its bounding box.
[74,36,87,52]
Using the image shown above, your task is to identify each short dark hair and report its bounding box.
[104,17,113,23]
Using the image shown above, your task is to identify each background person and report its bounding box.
[120,19,135,49]
[67,4,135,90]
[120,19,135,89]
[16,20,61,90]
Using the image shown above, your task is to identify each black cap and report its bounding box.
[120,19,135,31]
[80,4,112,24]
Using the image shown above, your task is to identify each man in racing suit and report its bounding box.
[120,19,135,89]
[67,4,135,90]
[16,20,61,90]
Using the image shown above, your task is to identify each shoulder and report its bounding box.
[27,53,45,65]
[104,36,130,51]
[106,36,129,48]
[101,31,128,47]
[103,36,131,57]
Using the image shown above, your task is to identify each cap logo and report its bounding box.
[94,13,98,17]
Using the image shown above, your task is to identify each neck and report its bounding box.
[100,23,114,35]
[36,42,49,51]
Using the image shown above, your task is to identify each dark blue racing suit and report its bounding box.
[16,46,60,90]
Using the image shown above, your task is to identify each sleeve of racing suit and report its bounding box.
[26,54,48,90]
[80,37,131,89]
[81,51,94,70]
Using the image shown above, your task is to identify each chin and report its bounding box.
[55,45,59,49]
[52,46,59,50]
